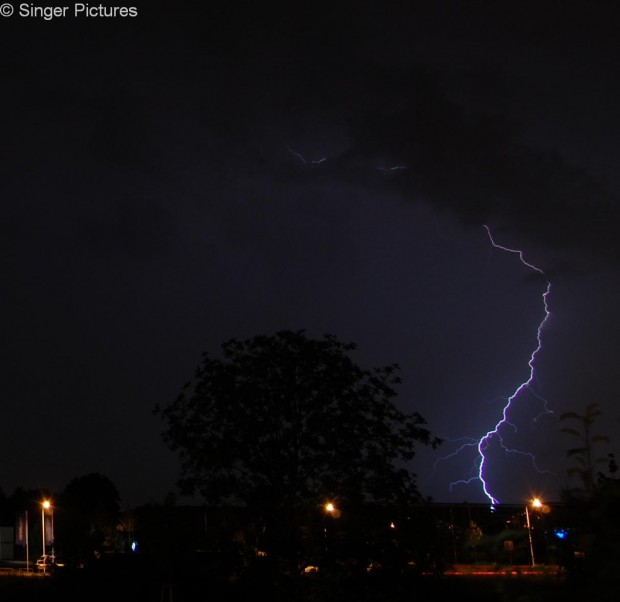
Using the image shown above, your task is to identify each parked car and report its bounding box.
[36,554,66,572]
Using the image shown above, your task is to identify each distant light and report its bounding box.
[131,540,138,552]
[553,529,568,540]
[323,501,341,518]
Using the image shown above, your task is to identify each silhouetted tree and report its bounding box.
[464,520,483,563]
[558,403,620,590]
[156,330,441,562]
[560,402,610,497]
[59,473,121,559]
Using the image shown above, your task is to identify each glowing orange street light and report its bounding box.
[525,498,542,566]
[41,499,54,563]
[323,502,339,554]
[324,501,341,518]
[41,500,50,558]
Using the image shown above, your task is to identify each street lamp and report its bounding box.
[323,501,340,555]
[41,499,54,561]
[525,498,542,566]
[324,501,341,518]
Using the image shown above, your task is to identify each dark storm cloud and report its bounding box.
[171,2,620,274]
[6,1,614,271]
[287,63,618,270]
[137,2,619,272]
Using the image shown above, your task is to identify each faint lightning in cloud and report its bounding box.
[284,145,408,173]
[284,143,327,165]
[377,165,409,172]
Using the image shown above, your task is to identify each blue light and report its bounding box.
[553,529,568,540]
[131,540,138,552]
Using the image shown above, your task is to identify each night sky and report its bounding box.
[2,1,619,509]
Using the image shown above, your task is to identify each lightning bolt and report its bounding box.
[470,225,553,505]
[284,148,553,503]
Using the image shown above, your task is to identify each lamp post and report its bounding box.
[50,504,55,559]
[525,498,542,567]
[25,511,30,573]
[41,500,49,558]
[41,499,54,563]
[323,502,339,556]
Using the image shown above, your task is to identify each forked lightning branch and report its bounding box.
[461,226,552,505]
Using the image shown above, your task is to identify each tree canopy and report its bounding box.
[156,330,441,516]
[560,402,611,497]
[60,472,121,557]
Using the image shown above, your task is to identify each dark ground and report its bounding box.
[1,569,618,602]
